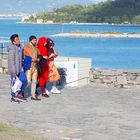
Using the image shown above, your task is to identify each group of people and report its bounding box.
[8,34,61,103]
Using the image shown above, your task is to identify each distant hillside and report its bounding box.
[26,0,140,24]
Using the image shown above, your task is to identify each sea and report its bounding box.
[0,19,140,70]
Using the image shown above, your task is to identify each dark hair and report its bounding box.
[46,38,55,48]
[10,34,19,44]
[29,35,37,42]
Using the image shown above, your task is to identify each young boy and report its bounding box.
[8,34,27,103]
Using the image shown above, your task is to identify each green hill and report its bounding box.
[26,0,140,24]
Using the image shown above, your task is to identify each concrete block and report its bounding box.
[117,76,127,85]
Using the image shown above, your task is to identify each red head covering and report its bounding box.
[37,37,48,56]
[37,37,49,87]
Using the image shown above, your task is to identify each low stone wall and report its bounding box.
[89,68,140,88]
[1,54,140,89]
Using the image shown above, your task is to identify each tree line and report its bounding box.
[25,0,140,24]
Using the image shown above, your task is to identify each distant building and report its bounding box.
[36,19,54,24]
[69,21,78,24]
[36,19,43,24]
[123,21,130,24]
[46,20,54,24]
[21,15,30,22]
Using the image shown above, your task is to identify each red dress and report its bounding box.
[37,37,49,89]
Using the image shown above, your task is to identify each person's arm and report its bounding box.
[8,48,17,77]
[48,53,55,58]
[52,47,58,58]
[38,46,48,59]
[43,56,49,59]
[22,46,27,58]
[36,48,41,62]
[54,51,58,57]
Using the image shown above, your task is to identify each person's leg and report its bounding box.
[40,85,45,94]
[39,72,48,95]
[41,71,50,97]
[37,64,50,97]
[51,82,56,90]
[31,66,41,100]
[10,74,20,103]
[45,85,50,95]
[35,82,40,96]
[13,73,28,103]
[31,80,37,98]
[10,74,16,97]
[16,83,28,102]
[18,71,27,97]
[26,69,32,97]
[51,82,61,94]
[39,78,49,97]
[20,82,27,97]
[26,69,32,84]
[49,61,60,94]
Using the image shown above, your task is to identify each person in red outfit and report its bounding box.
[37,37,49,97]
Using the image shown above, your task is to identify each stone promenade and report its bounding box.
[0,74,140,140]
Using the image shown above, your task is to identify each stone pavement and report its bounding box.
[0,74,140,140]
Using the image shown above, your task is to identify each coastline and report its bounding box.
[51,32,140,38]
[19,21,140,26]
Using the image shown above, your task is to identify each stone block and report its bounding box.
[136,76,140,82]
[115,84,124,88]
[90,69,140,88]
[100,69,116,76]
[126,74,137,80]
[102,77,114,84]
[95,78,104,84]
[117,76,127,85]
[127,80,139,85]
[132,85,140,89]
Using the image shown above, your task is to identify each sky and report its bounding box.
[0,0,107,14]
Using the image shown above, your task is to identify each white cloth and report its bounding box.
[11,77,22,93]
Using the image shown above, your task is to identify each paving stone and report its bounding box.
[0,74,140,140]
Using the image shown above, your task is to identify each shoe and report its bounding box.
[31,97,41,101]
[45,89,50,95]
[16,96,27,103]
[51,87,61,94]
[10,97,20,104]
[42,93,50,98]
[22,93,24,97]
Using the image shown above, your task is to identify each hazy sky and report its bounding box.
[92,0,106,2]
[0,0,107,14]
[89,0,107,3]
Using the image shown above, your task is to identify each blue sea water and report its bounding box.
[0,19,140,70]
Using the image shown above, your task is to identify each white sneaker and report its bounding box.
[45,89,50,95]
[51,87,61,94]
